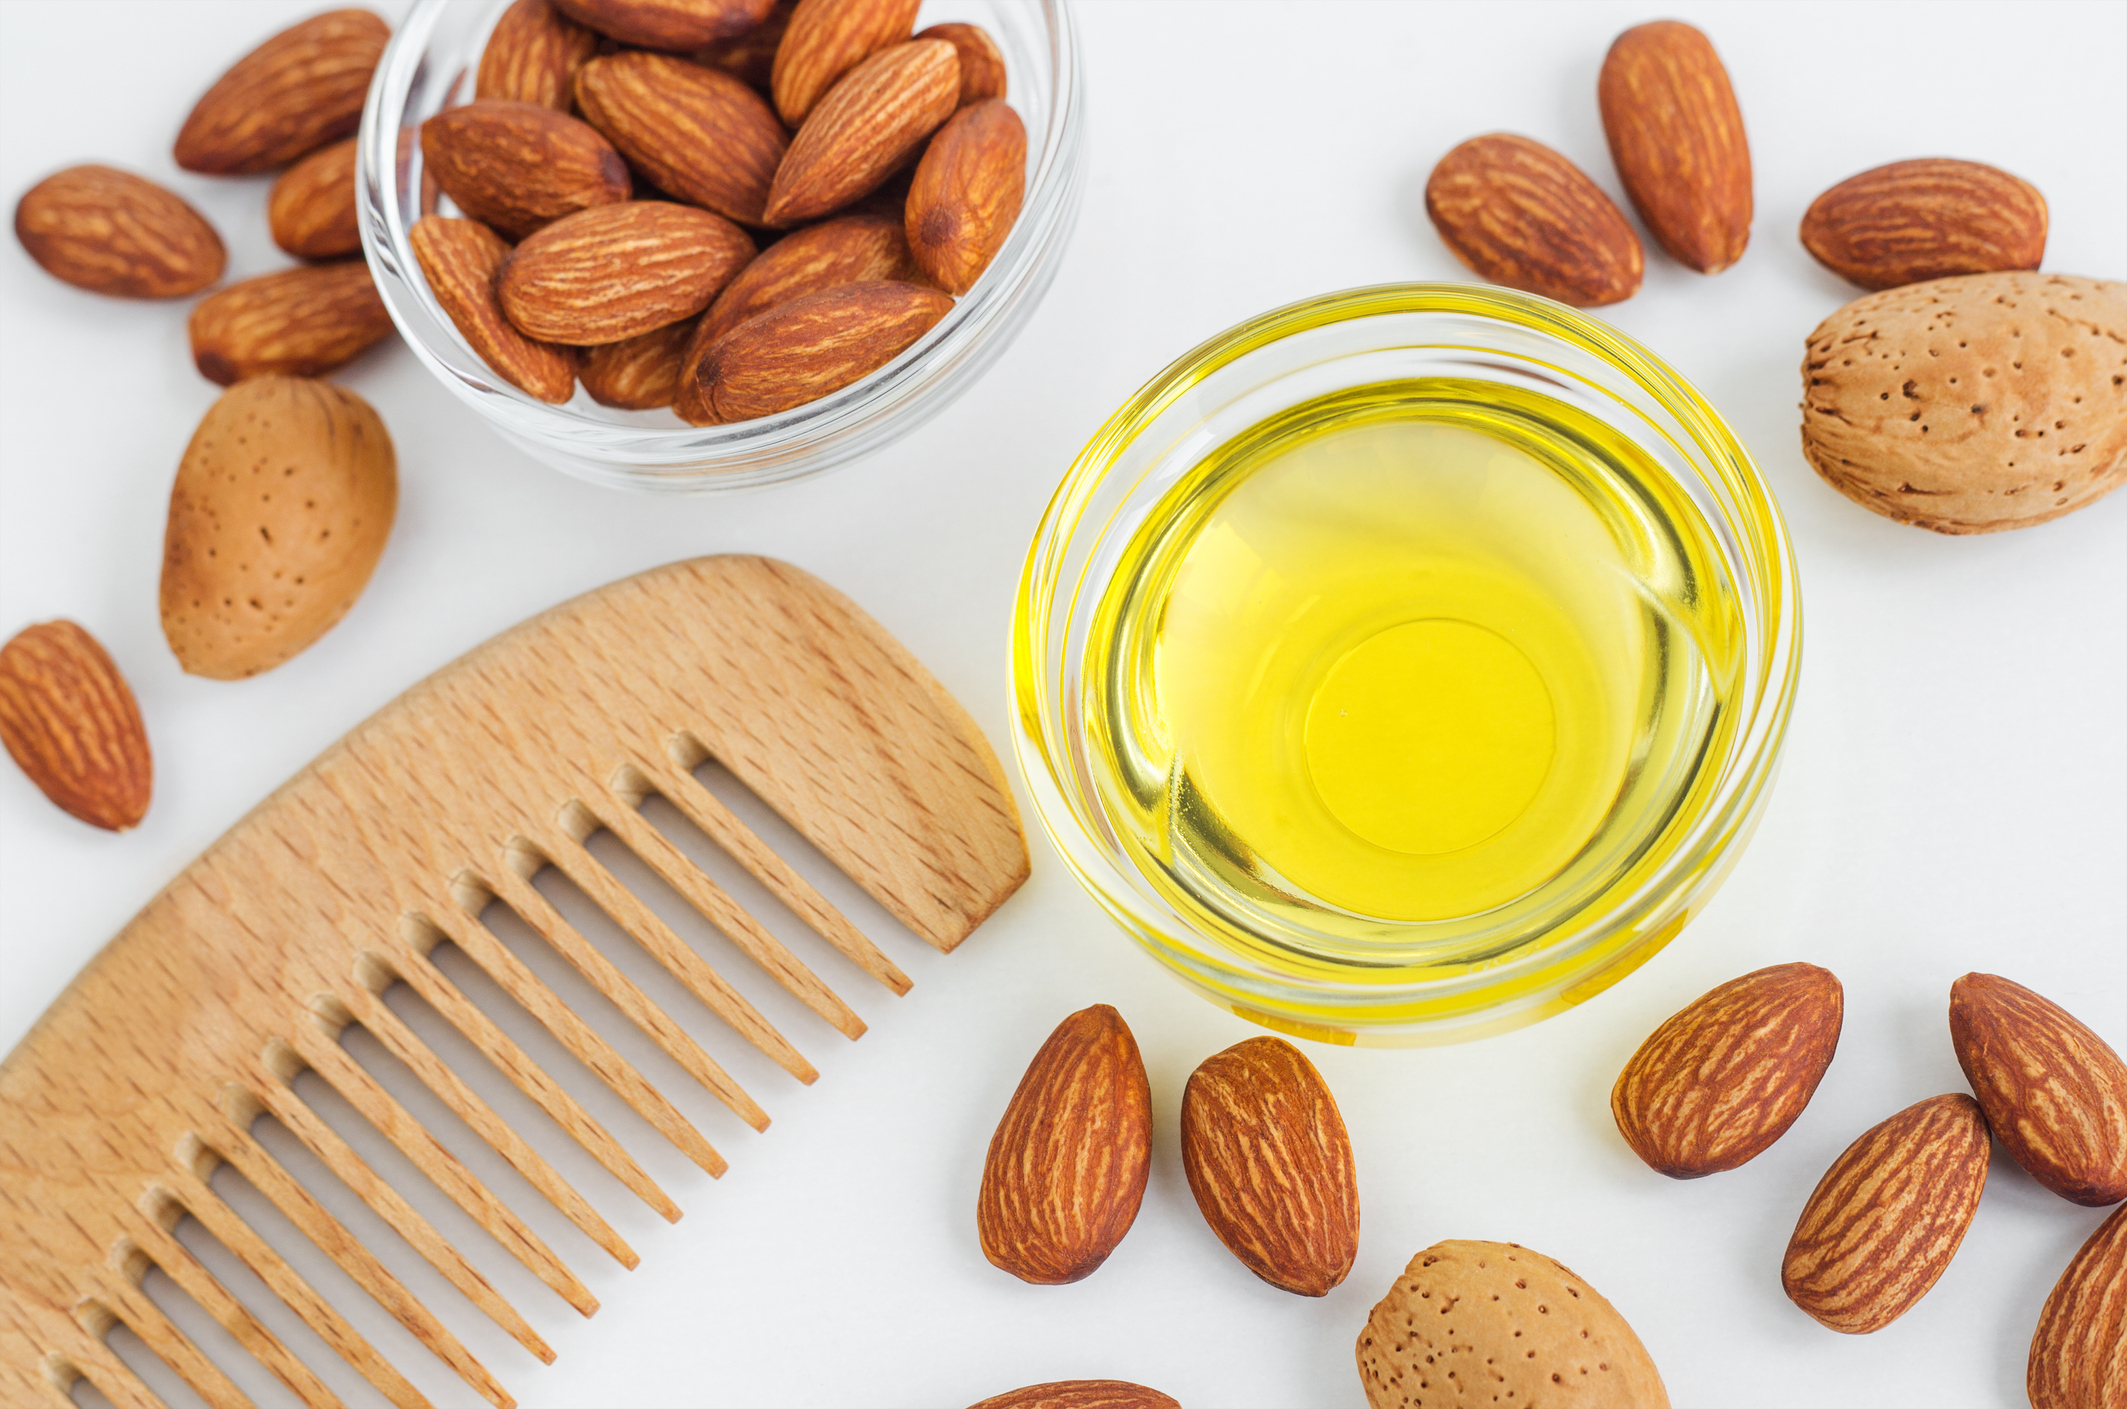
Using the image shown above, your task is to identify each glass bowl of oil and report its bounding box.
[1012,284,1800,1046]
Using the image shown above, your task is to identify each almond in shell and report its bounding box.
[550,0,775,49]
[175,9,390,175]
[499,200,754,345]
[967,1384,1180,1409]
[1781,1094,1990,1333]
[762,39,960,226]
[1424,134,1643,307]
[0,622,152,832]
[477,0,600,108]
[573,52,788,226]
[917,22,1007,108]
[2028,1201,2127,1409]
[1598,20,1752,274]
[772,0,922,126]
[1801,158,2047,292]
[1611,962,1843,1178]
[692,278,950,422]
[189,262,394,386]
[1950,972,2127,1206]
[906,98,1024,295]
[421,100,631,241]
[161,377,396,680]
[411,216,578,403]
[976,1004,1152,1286]
[579,318,694,409]
[14,165,225,298]
[268,138,361,260]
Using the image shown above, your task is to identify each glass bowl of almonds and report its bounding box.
[358,0,1084,492]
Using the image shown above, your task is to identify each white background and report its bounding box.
[3,3,2123,1407]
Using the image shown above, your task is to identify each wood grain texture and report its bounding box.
[0,556,1025,1409]
[2029,1201,2127,1409]
[1951,972,2127,1206]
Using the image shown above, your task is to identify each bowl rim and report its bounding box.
[1011,281,1804,1043]
[357,0,1085,493]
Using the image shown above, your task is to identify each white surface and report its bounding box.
[2,2,2123,1406]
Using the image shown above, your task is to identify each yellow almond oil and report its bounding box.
[1083,378,1746,976]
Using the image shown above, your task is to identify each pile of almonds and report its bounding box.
[1612,963,2125,1405]
[413,0,1028,422]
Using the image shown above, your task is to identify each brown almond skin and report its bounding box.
[189,262,393,386]
[1612,962,1843,1178]
[695,0,793,90]
[161,378,396,680]
[976,1004,1152,1286]
[917,22,1007,108]
[762,39,960,226]
[1782,1094,1990,1334]
[499,201,755,345]
[268,138,361,260]
[1181,1037,1358,1297]
[1951,973,2127,1207]
[579,318,694,408]
[0,623,151,832]
[695,278,950,422]
[906,99,1025,296]
[698,212,920,346]
[411,217,578,404]
[14,165,225,298]
[772,0,923,126]
[1801,158,2047,292]
[1598,20,1752,274]
[967,1384,1180,1409]
[550,0,775,49]
[573,52,788,226]
[1424,134,1643,307]
[2028,1201,2127,1409]
[175,9,390,175]
[477,0,600,108]
[422,100,631,241]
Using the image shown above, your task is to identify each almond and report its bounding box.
[411,217,578,403]
[771,0,922,126]
[550,0,775,50]
[175,9,390,175]
[267,137,360,259]
[2028,1201,2127,1409]
[1950,972,2127,1206]
[916,22,1007,108]
[967,1384,1181,1409]
[579,318,694,408]
[161,377,396,680]
[1781,1094,1990,1333]
[477,0,600,109]
[573,52,788,225]
[1424,134,1643,307]
[1801,159,2048,292]
[696,0,791,90]
[1181,1036,1358,1297]
[906,98,1025,295]
[976,1004,1152,1286]
[1597,20,1752,274]
[697,212,920,346]
[1611,962,1843,1178]
[13,165,225,299]
[0,622,152,832]
[693,278,949,421]
[762,39,960,226]
[189,262,394,386]
[421,100,631,241]
[500,201,754,345]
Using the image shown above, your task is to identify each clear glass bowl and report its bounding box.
[357,0,1084,493]
[1011,284,1802,1046]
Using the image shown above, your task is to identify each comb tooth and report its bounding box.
[415,906,729,1177]
[245,1068,563,1350]
[286,1025,596,1319]
[201,1107,547,1391]
[586,800,866,1040]
[115,1208,347,1409]
[164,1166,455,1409]
[639,753,912,994]
[342,982,641,1266]
[96,1277,256,1409]
[488,865,772,1133]
[61,1303,175,1409]
[543,822,828,1071]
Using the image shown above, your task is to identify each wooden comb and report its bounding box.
[0,555,1028,1409]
